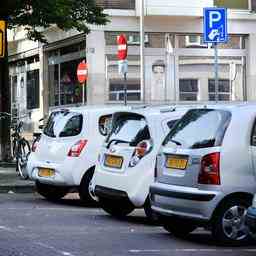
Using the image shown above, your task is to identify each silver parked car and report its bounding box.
[150,104,256,245]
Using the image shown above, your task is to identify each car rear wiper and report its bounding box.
[106,139,131,149]
[170,139,182,146]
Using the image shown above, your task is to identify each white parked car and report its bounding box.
[150,104,256,245]
[27,105,128,202]
[91,106,189,219]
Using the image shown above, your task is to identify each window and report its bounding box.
[99,114,112,136]
[11,76,17,103]
[49,59,85,106]
[96,0,135,9]
[179,79,198,101]
[185,35,208,48]
[107,113,150,146]
[252,0,256,11]
[44,111,83,138]
[214,0,248,9]
[251,119,256,146]
[109,79,140,101]
[163,109,231,149]
[208,79,231,101]
[27,70,39,109]
[167,120,179,130]
[59,114,83,137]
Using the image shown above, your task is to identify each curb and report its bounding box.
[0,185,35,194]
[0,162,16,168]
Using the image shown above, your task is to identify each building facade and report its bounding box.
[7,0,256,135]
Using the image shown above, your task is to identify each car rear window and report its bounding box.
[163,109,231,149]
[106,113,150,146]
[44,111,83,138]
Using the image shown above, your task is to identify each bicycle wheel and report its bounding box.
[16,139,31,179]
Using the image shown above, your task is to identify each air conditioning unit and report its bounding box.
[185,35,208,48]
[128,34,149,45]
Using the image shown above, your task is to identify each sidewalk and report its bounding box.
[0,166,35,193]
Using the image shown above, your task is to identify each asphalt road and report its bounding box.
[0,193,255,256]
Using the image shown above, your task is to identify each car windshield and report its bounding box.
[44,111,83,138]
[163,109,231,149]
[106,113,150,146]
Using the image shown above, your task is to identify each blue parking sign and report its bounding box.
[204,8,228,43]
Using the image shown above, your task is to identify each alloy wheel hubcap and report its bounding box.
[222,205,248,241]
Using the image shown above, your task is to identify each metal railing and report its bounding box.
[96,0,135,10]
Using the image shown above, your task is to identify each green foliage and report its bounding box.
[0,0,108,42]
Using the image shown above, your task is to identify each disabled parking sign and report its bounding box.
[204,8,228,43]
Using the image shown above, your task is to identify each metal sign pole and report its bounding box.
[83,83,85,105]
[214,42,219,102]
[124,72,127,106]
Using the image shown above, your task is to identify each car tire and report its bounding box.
[79,168,95,203]
[161,216,197,237]
[144,197,159,222]
[211,197,251,245]
[99,198,135,218]
[35,181,68,201]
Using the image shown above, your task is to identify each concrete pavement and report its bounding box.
[0,193,255,256]
[0,166,35,193]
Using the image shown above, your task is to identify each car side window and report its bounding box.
[99,114,112,136]
[251,119,256,146]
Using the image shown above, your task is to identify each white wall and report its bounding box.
[145,0,213,16]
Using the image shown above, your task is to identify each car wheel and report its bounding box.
[212,198,251,245]
[35,181,68,201]
[99,198,135,218]
[79,168,95,203]
[161,216,197,237]
[144,197,159,222]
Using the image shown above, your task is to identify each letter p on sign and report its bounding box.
[209,11,221,28]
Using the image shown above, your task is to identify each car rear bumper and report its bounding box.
[27,154,82,186]
[246,207,256,234]
[94,185,130,201]
[91,163,154,207]
[150,182,223,222]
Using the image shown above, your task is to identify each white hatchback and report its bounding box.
[27,105,128,202]
[91,106,189,219]
[150,104,256,244]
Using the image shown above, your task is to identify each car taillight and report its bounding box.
[129,140,152,167]
[68,139,87,157]
[198,152,220,185]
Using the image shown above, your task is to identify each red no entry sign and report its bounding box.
[117,34,127,60]
[77,61,88,83]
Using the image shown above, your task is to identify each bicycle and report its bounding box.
[0,112,31,179]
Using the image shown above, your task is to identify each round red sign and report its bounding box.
[117,34,127,60]
[77,61,88,83]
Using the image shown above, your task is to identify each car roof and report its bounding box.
[191,102,256,115]
[113,104,204,118]
[49,105,131,115]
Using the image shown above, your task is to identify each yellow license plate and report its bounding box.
[38,168,55,177]
[104,155,123,169]
[166,156,188,170]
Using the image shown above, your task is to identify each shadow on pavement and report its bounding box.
[161,231,256,248]
[101,212,160,227]
[37,193,99,208]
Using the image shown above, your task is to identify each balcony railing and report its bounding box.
[96,0,135,10]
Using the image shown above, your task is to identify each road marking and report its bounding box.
[35,242,76,256]
[0,226,13,232]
